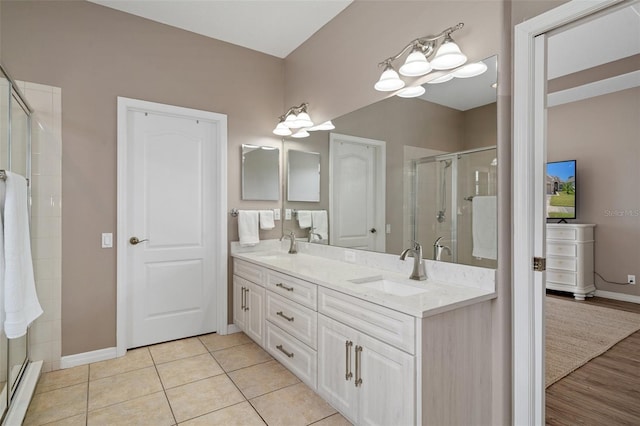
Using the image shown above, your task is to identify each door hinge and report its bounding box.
[533,257,546,272]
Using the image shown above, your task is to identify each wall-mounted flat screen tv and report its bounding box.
[546,160,576,220]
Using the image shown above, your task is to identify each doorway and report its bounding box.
[513,0,631,423]
[116,97,228,356]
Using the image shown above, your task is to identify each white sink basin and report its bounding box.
[349,276,428,296]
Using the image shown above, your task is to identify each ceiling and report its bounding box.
[88,0,352,58]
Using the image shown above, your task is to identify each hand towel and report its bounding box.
[2,172,43,339]
[297,210,312,228]
[311,210,329,240]
[472,196,497,260]
[259,210,275,230]
[238,210,260,247]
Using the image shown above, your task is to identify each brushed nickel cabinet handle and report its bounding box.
[276,283,294,292]
[241,287,246,310]
[244,288,250,311]
[345,340,353,381]
[276,311,294,322]
[355,345,363,387]
[276,344,294,358]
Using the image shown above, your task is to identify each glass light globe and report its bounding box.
[399,50,432,77]
[431,38,467,70]
[293,111,313,128]
[374,64,405,91]
[273,122,292,136]
[427,73,454,84]
[396,85,426,98]
[452,62,488,78]
[291,130,310,138]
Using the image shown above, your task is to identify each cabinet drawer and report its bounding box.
[234,259,263,285]
[265,322,317,389]
[547,270,577,286]
[547,243,577,257]
[547,257,577,272]
[266,270,317,310]
[318,288,415,355]
[547,228,577,241]
[266,291,317,349]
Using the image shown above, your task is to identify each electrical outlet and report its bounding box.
[628,275,636,285]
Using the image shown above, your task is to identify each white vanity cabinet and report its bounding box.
[546,224,595,300]
[232,259,265,345]
[318,314,415,426]
[263,269,319,389]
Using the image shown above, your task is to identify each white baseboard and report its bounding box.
[60,347,118,369]
[227,324,241,334]
[595,290,640,304]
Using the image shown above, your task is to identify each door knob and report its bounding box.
[129,236,149,245]
[369,228,377,234]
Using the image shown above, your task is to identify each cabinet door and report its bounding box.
[245,280,265,345]
[317,315,358,423]
[232,276,246,331]
[357,332,415,426]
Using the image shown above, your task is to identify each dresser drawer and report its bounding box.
[547,228,577,241]
[234,259,264,285]
[265,322,317,389]
[318,288,415,354]
[547,257,577,272]
[266,270,317,310]
[547,270,577,286]
[266,291,317,349]
[547,243,577,257]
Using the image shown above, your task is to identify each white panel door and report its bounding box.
[127,110,217,348]
[329,134,385,251]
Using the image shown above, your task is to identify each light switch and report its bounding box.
[102,233,113,248]
[285,209,292,220]
[274,209,281,221]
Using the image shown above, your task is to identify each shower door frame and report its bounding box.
[412,145,497,263]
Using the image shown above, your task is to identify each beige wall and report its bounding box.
[1,1,284,355]
[548,87,640,297]
[463,102,498,150]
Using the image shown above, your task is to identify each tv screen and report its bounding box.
[546,160,576,220]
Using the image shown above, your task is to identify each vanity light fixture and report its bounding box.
[273,102,335,138]
[374,23,468,97]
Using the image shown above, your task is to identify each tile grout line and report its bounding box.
[149,347,179,425]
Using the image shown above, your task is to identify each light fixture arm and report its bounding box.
[278,102,309,122]
[377,22,464,67]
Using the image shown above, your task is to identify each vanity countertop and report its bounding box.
[232,250,496,319]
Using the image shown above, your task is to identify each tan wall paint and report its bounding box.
[1,1,284,355]
[548,87,640,297]
[463,102,498,150]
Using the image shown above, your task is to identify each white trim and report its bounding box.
[513,1,625,424]
[594,290,640,304]
[116,97,228,355]
[227,324,242,334]
[4,361,42,426]
[548,70,640,107]
[60,347,118,369]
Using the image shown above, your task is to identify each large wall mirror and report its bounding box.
[282,55,498,268]
[242,144,280,201]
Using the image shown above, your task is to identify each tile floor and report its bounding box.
[24,333,352,426]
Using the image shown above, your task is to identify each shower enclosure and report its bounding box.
[412,146,497,268]
[0,64,33,422]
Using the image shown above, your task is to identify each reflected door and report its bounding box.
[126,110,218,348]
[329,133,385,252]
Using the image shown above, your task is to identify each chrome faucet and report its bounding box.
[400,241,427,281]
[433,237,452,261]
[281,231,298,254]
[308,228,323,242]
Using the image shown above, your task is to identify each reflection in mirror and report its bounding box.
[241,144,280,201]
[287,150,320,202]
[283,55,498,268]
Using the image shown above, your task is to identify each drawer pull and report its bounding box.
[276,344,294,358]
[345,340,353,381]
[244,288,250,311]
[276,283,294,292]
[241,287,246,310]
[276,311,294,322]
[355,345,363,387]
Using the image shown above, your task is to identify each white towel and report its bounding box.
[311,210,328,240]
[297,210,312,228]
[259,210,275,230]
[238,210,260,247]
[472,196,497,260]
[1,172,43,339]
